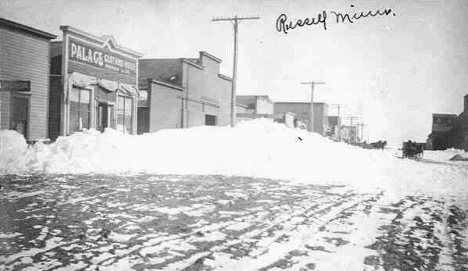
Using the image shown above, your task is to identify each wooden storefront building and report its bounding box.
[0,17,56,142]
[49,26,142,140]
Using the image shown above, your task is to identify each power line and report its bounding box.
[212,15,260,127]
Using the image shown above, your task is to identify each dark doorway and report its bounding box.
[205,114,217,126]
[10,96,29,139]
[97,103,114,132]
[137,107,150,134]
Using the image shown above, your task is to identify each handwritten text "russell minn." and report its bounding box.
[276,5,396,34]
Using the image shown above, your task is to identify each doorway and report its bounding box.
[10,96,29,139]
[205,114,217,126]
[97,102,114,132]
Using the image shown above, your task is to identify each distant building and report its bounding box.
[341,125,358,144]
[327,116,342,139]
[236,95,297,128]
[236,95,274,121]
[138,52,232,133]
[426,113,457,150]
[49,26,141,140]
[0,17,56,142]
[274,102,329,135]
[427,94,468,151]
[450,95,468,150]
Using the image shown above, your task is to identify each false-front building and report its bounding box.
[138,52,232,133]
[49,26,142,140]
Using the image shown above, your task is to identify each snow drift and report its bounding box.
[0,119,383,189]
[1,119,467,204]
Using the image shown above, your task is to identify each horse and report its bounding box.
[371,140,387,150]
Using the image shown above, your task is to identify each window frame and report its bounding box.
[116,94,134,134]
[69,86,92,132]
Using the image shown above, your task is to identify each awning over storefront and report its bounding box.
[98,79,119,92]
[67,72,97,89]
[118,83,138,96]
[66,72,138,97]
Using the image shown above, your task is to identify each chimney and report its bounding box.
[465,94,468,112]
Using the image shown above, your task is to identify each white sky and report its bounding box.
[1,0,467,144]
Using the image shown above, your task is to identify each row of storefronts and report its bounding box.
[1,17,232,142]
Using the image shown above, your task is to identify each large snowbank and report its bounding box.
[2,119,467,203]
[0,119,383,190]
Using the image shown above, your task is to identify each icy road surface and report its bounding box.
[1,173,467,271]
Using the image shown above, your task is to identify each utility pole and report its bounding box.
[213,15,260,127]
[301,81,325,132]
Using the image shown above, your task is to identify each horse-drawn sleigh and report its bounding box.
[401,141,425,159]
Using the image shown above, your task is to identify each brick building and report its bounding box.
[49,26,142,140]
[0,17,56,142]
[138,51,232,133]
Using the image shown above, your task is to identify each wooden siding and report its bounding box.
[0,27,51,141]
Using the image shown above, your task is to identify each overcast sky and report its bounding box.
[1,0,467,144]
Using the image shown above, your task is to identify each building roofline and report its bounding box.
[218,74,232,81]
[200,51,222,63]
[150,79,184,91]
[237,94,274,103]
[182,59,205,70]
[0,17,56,39]
[236,103,249,109]
[432,113,457,117]
[59,25,143,57]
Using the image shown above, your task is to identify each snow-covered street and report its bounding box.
[1,120,467,270]
[0,171,467,271]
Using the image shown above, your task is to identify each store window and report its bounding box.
[69,87,91,132]
[117,95,133,134]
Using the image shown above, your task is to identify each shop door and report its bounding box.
[97,103,114,132]
[10,96,29,138]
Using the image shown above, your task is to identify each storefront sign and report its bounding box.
[68,37,137,76]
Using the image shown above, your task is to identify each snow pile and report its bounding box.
[0,120,383,190]
[0,129,29,173]
[423,148,468,161]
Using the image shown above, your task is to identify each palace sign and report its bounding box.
[68,37,137,76]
